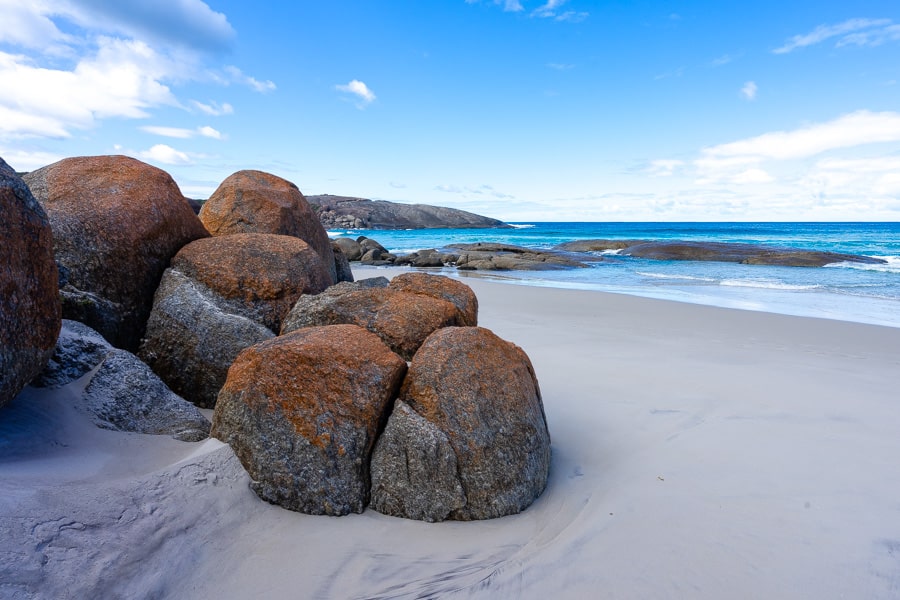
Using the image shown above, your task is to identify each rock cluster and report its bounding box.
[0,158,61,409]
[213,273,550,520]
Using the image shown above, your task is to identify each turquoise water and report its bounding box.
[332,223,900,328]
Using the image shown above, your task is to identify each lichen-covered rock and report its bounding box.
[138,269,274,408]
[211,325,407,515]
[23,155,208,351]
[389,272,478,326]
[0,157,61,409]
[199,170,336,282]
[391,327,550,520]
[370,401,466,522]
[32,320,113,388]
[281,286,461,360]
[169,233,331,333]
[82,349,210,442]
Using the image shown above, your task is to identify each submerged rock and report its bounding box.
[0,157,61,409]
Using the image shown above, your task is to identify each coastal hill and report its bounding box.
[307,194,510,230]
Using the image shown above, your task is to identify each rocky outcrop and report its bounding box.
[331,242,354,283]
[0,157,61,409]
[138,269,275,409]
[211,325,407,515]
[557,239,887,268]
[388,273,478,327]
[199,170,336,282]
[310,194,510,230]
[393,248,459,268]
[166,233,331,333]
[451,243,591,270]
[23,155,209,351]
[333,237,363,261]
[32,320,112,389]
[281,285,462,360]
[371,326,550,521]
[83,349,210,442]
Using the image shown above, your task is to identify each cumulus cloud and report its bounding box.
[773,18,894,54]
[0,2,268,142]
[139,143,192,165]
[740,81,757,101]
[336,79,376,107]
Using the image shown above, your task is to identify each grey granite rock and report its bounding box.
[32,320,113,388]
[310,195,510,230]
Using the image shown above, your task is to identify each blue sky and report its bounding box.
[1,0,899,221]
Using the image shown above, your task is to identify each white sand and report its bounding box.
[2,267,899,599]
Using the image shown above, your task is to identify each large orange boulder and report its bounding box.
[199,170,338,282]
[139,233,329,407]
[371,326,550,521]
[280,286,462,360]
[0,157,61,409]
[211,325,407,515]
[389,272,478,326]
[23,155,208,350]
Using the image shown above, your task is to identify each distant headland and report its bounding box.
[307,194,511,230]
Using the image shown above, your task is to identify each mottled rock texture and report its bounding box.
[211,325,407,515]
[389,326,550,520]
[332,237,362,261]
[309,194,510,229]
[23,155,208,351]
[451,243,590,270]
[0,157,61,409]
[331,242,354,283]
[138,269,274,408]
[83,350,210,442]
[281,286,462,360]
[167,233,331,333]
[389,272,478,327]
[199,170,336,283]
[370,400,466,522]
[32,320,112,389]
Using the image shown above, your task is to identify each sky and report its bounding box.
[1,0,899,222]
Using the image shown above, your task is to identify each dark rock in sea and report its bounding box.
[309,194,511,230]
[0,157,61,409]
[200,170,336,283]
[82,348,210,442]
[555,239,642,253]
[211,325,407,515]
[621,241,886,267]
[370,400,466,522]
[333,237,363,261]
[281,284,462,360]
[331,242,354,283]
[138,269,274,409]
[393,249,459,268]
[23,155,209,351]
[451,243,591,270]
[32,320,113,389]
[389,272,478,327]
[374,326,550,521]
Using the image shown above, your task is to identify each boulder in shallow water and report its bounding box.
[211,325,407,515]
[0,157,61,409]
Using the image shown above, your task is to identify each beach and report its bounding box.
[3,267,899,599]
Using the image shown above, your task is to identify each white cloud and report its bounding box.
[435,183,514,198]
[532,0,587,21]
[191,99,234,116]
[0,0,71,50]
[837,23,900,48]
[704,110,900,160]
[648,159,684,177]
[139,143,192,165]
[466,0,524,12]
[0,148,64,171]
[740,81,758,101]
[141,124,223,139]
[223,65,276,93]
[773,18,893,54]
[731,168,773,184]
[710,54,736,67]
[336,79,376,107]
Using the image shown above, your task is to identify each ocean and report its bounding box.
[329,222,900,329]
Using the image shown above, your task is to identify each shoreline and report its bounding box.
[2,269,899,598]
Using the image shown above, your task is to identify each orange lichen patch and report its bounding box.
[173,233,331,330]
[199,170,334,269]
[218,325,406,450]
[389,272,478,326]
